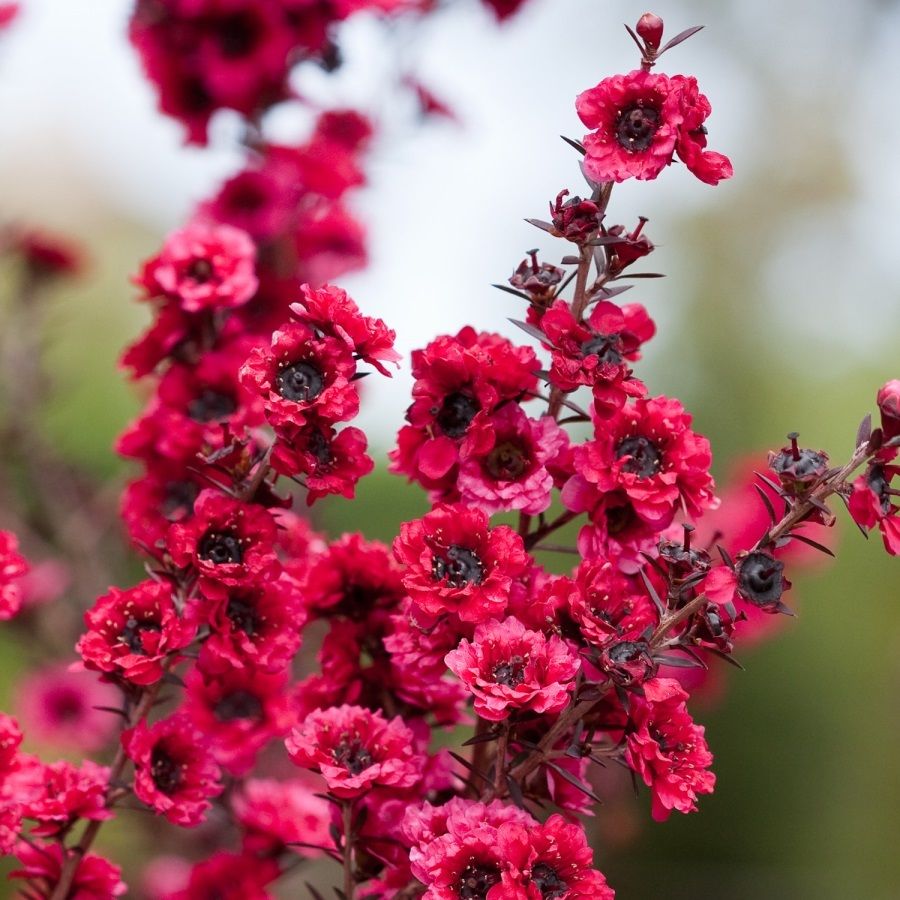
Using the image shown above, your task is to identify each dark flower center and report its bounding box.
[150,746,183,795]
[458,862,501,900]
[226,595,260,636]
[432,545,485,588]
[214,690,263,721]
[186,258,213,283]
[199,530,243,565]
[771,447,827,482]
[187,389,237,423]
[485,440,529,481]
[162,480,199,522]
[119,616,162,654]
[180,77,213,114]
[607,640,647,664]
[532,863,568,899]
[307,429,334,467]
[333,737,374,776]
[605,501,638,535]
[48,689,84,722]
[581,333,624,365]
[615,103,661,152]
[867,464,892,514]
[737,551,785,607]
[436,391,480,438]
[217,12,261,59]
[615,435,662,478]
[492,655,526,687]
[276,361,325,403]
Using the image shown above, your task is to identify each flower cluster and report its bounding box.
[1,9,897,900]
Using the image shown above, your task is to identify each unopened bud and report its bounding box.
[636,12,664,51]
[876,379,900,441]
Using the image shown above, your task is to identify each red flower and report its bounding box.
[568,559,658,649]
[77,580,196,686]
[0,4,19,30]
[299,532,404,618]
[540,299,654,416]
[390,328,538,500]
[445,617,580,721]
[624,677,715,821]
[194,576,305,672]
[848,462,900,555]
[457,405,568,516]
[671,74,734,186]
[167,491,279,590]
[136,221,258,313]
[577,70,684,183]
[877,379,900,442]
[0,530,28,620]
[16,664,119,752]
[14,229,84,278]
[124,716,223,827]
[181,662,291,775]
[11,757,111,836]
[563,396,717,531]
[393,504,531,625]
[162,851,279,900]
[291,283,400,376]
[240,321,359,429]
[10,841,126,899]
[522,814,615,900]
[286,704,424,798]
[232,777,333,857]
[272,421,374,503]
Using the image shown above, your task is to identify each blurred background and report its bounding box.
[1,0,900,897]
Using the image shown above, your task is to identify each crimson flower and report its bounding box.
[124,716,223,827]
[167,491,279,590]
[393,504,531,625]
[77,580,196,686]
[286,704,424,798]
[10,841,126,899]
[0,530,28,621]
[445,617,580,721]
[848,462,900,555]
[624,677,715,821]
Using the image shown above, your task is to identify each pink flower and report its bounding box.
[167,491,279,591]
[457,405,569,516]
[10,757,111,836]
[877,379,900,441]
[10,841,126,899]
[124,715,223,827]
[0,530,28,620]
[239,321,360,429]
[393,504,530,625]
[671,74,734,185]
[848,462,900,555]
[181,662,291,776]
[624,678,715,821]
[445,617,580,721]
[161,851,279,900]
[577,70,684,183]
[232,777,333,856]
[77,580,196,686]
[563,396,717,531]
[136,222,257,313]
[16,664,120,751]
[286,704,424,798]
[194,576,305,673]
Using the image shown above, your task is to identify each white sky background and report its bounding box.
[1,0,899,443]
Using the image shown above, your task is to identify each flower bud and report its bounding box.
[509,250,564,301]
[877,379,900,441]
[636,12,664,51]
